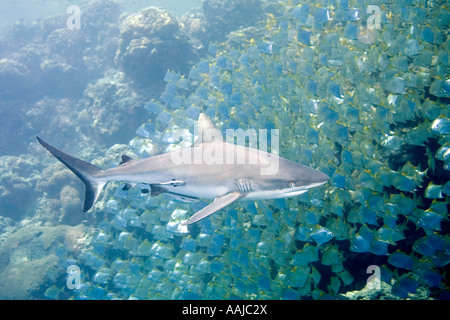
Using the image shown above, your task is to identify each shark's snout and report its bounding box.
[317,170,330,184]
[295,166,330,187]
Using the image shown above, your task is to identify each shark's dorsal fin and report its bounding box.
[120,155,134,165]
[195,113,223,145]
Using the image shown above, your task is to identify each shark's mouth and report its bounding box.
[277,181,329,198]
[243,180,328,200]
[278,189,309,198]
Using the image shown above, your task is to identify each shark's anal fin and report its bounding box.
[122,182,137,191]
[150,185,167,196]
[122,183,132,191]
[181,191,243,225]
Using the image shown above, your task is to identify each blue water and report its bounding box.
[0,0,448,300]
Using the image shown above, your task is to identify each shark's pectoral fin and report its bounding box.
[181,191,244,225]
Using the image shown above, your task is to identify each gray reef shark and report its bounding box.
[37,113,329,225]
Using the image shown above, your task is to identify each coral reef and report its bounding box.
[115,6,195,89]
[0,224,94,299]
[202,0,265,42]
[0,155,41,220]
[0,58,30,98]
[341,278,432,300]
[181,0,281,53]
[79,71,147,146]
[0,1,122,155]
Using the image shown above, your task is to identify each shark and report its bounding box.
[37,113,329,225]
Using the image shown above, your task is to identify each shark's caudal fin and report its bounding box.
[36,137,106,212]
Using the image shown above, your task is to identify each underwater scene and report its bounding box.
[0,0,449,301]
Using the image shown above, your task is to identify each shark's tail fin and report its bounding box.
[36,137,106,212]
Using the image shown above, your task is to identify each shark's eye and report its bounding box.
[288,181,296,188]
